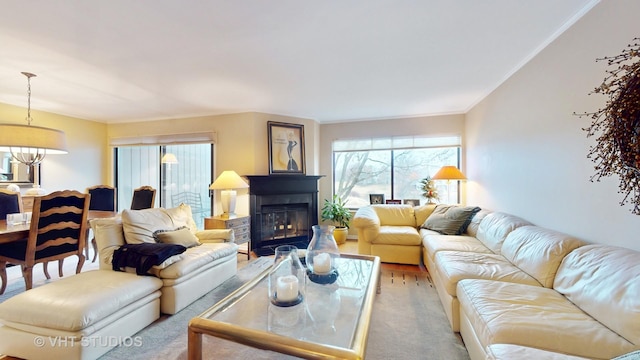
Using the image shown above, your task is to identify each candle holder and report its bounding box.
[268,245,306,307]
[305,225,340,285]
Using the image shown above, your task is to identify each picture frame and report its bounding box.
[369,194,385,204]
[385,199,402,205]
[403,199,420,207]
[268,121,305,175]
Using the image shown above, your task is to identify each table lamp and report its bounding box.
[432,166,466,204]
[209,170,249,217]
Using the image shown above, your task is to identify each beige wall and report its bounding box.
[0,102,106,192]
[465,1,640,250]
[107,112,317,216]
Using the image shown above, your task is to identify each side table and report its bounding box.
[204,215,250,259]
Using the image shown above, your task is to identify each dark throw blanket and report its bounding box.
[112,243,187,275]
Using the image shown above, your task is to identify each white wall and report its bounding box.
[465,0,640,250]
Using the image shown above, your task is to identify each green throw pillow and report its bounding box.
[153,226,201,248]
[421,205,481,235]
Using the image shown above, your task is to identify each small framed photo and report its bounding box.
[385,199,402,205]
[369,194,385,204]
[403,199,420,207]
[268,121,305,175]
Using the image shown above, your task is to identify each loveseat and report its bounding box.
[353,204,640,359]
[93,204,239,315]
[0,204,238,360]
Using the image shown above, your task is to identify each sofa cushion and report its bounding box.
[421,231,493,260]
[553,245,640,347]
[475,212,531,254]
[153,226,201,248]
[0,270,162,333]
[435,251,540,296]
[414,204,437,227]
[421,205,481,235]
[372,225,422,246]
[157,242,238,280]
[486,344,592,360]
[500,226,584,288]
[465,209,491,237]
[373,204,417,227]
[457,279,636,359]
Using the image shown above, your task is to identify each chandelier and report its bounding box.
[0,72,67,166]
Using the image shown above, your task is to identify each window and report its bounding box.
[332,135,461,208]
[115,143,213,228]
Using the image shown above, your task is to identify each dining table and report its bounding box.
[0,210,117,245]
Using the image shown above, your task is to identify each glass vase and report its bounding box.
[305,225,340,284]
[268,245,305,307]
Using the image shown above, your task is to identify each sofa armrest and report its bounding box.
[352,206,381,244]
[195,229,235,243]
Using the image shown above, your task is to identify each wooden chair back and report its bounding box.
[0,189,23,220]
[131,186,156,210]
[0,190,90,293]
[86,185,116,211]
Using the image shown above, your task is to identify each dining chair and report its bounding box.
[86,185,117,262]
[0,190,90,294]
[0,189,23,221]
[131,186,156,210]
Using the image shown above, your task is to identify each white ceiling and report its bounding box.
[0,0,598,124]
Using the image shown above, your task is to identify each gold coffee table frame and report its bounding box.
[188,253,381,360]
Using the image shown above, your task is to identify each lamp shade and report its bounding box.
[209,171,249,190]
[161,153,178,164]
[209,171,249,217]
[0,124,68,154]
[432,166,466,181]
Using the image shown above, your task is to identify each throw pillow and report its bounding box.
[165,204,199,235]
[153,226,201,248]
[121,208,174,244]
[421,205,481,235]
[90,216,125,271]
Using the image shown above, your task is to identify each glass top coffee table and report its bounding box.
[188,253,381,360]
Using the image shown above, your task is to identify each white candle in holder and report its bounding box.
[313,253,332,274]
[276,275,299,302]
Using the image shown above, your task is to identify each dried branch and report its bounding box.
[574,38,640,214]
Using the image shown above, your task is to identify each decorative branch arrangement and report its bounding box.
[575,38,640,214]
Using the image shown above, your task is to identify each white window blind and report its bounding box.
[109,132,217,147]
[332,135,461,151]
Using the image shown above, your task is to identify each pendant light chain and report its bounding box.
[21,72,36,126]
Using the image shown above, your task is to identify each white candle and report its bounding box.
[277,275,299,302]
[313,253,332,274]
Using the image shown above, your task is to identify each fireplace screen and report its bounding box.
[260,205,309,243]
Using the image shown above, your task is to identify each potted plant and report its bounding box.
[320,195,353,245]
[419,176,439,204]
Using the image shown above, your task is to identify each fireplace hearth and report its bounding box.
[246,175,323,256]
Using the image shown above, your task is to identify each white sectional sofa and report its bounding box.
[353,204,640,359]
[0,204,238,360]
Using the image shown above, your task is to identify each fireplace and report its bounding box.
[246,175,323,256]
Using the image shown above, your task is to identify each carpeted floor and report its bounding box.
[98,257,469,360]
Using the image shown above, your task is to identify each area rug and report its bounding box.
[99,258,469,360]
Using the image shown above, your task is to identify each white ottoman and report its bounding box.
[0,270,163,360]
